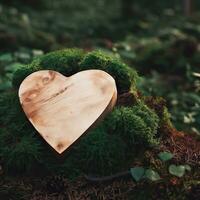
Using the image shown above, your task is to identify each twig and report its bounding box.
[84,170,131,183]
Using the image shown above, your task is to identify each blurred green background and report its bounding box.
[0,0,199,133]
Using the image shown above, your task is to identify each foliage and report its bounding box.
[138,71,200,133]
[158,152,174,162]
[130,167,161,182]
[169,164,191,178]
[145,169,161,181]
[133,36,199,74]
[111,19,200,133]
[130,167,145,182]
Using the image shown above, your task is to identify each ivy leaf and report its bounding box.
[130,167,145,182]
[158,151,173,162]
[145,169,161,181]
[184,164,191,171]
[169,165,185,177]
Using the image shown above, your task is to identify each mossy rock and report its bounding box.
[0,48,168,177]
[13,49,138,94]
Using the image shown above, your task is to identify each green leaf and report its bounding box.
[169,165,185,177]
[158,151,173,162]
[184,164,191,171]
[0,53,12,62]
[130,167,145,182]
[145,169,161,181]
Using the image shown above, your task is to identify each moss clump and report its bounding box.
[0,48,170,177]
[144,96,172,128]
[105,102,159,148]
[12,49,138,94]
[68,125,126,176]
[0,93,52,175]
[12,58,42,89]
[12,49,84,88]
[0,92,33,137]
[32,103,159,177]
[80,50,138,93]
[37,48,84,74]
[0,128,42,173]
[32,125,126,177]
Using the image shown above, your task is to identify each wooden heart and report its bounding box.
[18,70,117,153]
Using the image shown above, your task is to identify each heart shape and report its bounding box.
[18,70,117,153]
[168,165,186,177]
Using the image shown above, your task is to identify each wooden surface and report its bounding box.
[18,70,117,153]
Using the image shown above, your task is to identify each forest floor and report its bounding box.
[0,2,200,200]
[1,128,199,199]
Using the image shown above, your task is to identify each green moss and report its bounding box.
[70,125,126,176]
[12,48,84,88]
[162,107,172,127]
[104,102,159,148]
[38,48,84,74]
[12,58,42,89]
[131,103,159,135]
[38,125,126,177]
[144,96,172,127]
[0,92,33,136]
[0,130,42,173]
[80,50,138,93]
[12,49,138,94]
[0,92,43,173]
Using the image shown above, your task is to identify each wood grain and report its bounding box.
[18,70,117,153]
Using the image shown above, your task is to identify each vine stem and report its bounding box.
[84,170,131,182]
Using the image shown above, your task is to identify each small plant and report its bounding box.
[145,169,161,181]
[158,151,174,162]
[130,166,161,182]
[168,164,191,178]
[130,167,145,182]
[0,133,42,173]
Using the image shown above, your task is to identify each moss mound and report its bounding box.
[105,103,159,147]
[13,49,138,93]
[0,48,170,177]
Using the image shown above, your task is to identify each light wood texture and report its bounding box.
[18,70,117,154]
